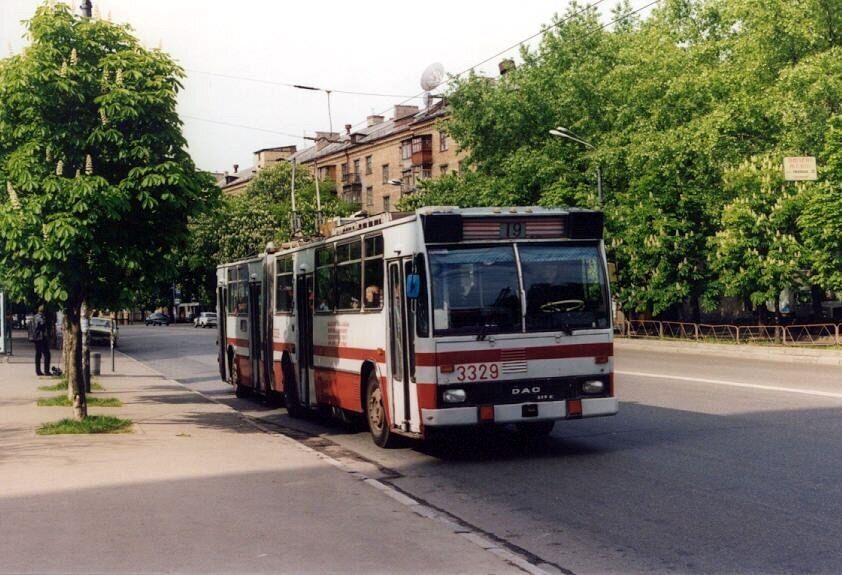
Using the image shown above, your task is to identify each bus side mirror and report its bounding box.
[406,274,421,299]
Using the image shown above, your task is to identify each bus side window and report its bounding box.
[275,257,294,313]
[363,236,383,310]
[315,245,336,312]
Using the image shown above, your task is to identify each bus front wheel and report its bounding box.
[366,373,398,448]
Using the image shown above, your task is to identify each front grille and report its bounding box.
[500,348,527,374]
[439,375,610,407]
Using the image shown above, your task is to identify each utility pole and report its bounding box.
[80,1,92,18]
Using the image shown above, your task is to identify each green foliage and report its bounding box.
[709,155,807,308]
[0,3,216,311]
[409,0,840,317]
[184,161,355,285]
[37,415,132,434]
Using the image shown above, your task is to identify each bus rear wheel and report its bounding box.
[232,362,247,398]
[283,364,305,419]
[366,373,398,448]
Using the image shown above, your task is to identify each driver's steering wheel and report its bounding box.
[540,299,585,313]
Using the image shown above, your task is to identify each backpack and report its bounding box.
[28,316,44,342]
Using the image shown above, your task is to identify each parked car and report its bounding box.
[194,312,217,328]
[145,312,170,326]
[88,317,118,346]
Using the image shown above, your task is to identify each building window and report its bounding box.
[341,162,348,176]
[353,159,360,175]
[366,186,374,207]
[365,155,373,175]
[420,168,432,180]
[401,169,414,193]
[401,140,411,160]
[440,164,449,175]
[439,131,449,151]
[383,195,391,212]
[382,164,390,184]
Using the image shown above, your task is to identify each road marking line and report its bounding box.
[616,370,842,400]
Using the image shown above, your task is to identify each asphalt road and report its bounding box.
[118,324,842,574]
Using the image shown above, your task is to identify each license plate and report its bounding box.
[522,404,538,418]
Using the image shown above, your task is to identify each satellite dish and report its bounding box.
[420,62,446,92]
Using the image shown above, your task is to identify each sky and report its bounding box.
[1,0,624,173]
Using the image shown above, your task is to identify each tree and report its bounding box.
[708,155,807,322]
[0,4,215,418]
[185,161,355,291]
[408,0,839,321]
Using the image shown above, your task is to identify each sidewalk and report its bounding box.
[616,336,842,366]
[0,336,526,575]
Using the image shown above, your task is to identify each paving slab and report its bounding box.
[0,335,523,574]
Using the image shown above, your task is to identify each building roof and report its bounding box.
[289,101,447,165]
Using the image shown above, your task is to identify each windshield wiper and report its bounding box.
[477,321,497,341]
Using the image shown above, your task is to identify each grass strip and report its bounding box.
[37,395,122,407]
[37,415,132,435]
[38,380,104,391]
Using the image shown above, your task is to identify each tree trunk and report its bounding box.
[81,302,91,394]
[63,300,87,420]
[689,294,701,324]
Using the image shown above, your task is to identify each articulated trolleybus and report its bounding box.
[217,206,617,447]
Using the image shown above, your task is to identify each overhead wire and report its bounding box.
[185,69,421,99]
[183,0,661,140]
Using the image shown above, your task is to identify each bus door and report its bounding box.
[248,281,263,390]
[387,258,416,431]
[295,273,314,406]
[217,285,228,381]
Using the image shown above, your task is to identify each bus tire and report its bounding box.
[231,361,247,398]
[283,364,305,419]
[366,373,398,448]
[516,420,555,437]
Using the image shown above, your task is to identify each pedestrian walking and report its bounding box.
[29,306,51,376]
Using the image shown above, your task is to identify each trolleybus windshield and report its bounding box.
[429,243,609,336]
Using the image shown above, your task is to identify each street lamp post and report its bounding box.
[550,127,603,206]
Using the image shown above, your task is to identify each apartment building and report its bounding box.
[219,145,298,196]
[290,100,465,213]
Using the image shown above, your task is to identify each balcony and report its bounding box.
[411,135,433,167]
[342,173,362,194]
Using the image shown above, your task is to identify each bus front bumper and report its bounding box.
[421,397,618,427]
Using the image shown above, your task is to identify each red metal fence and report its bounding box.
[619,320,841,346]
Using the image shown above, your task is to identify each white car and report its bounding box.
[194,312,217,328]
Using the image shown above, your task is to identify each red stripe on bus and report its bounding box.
[415,342,613,366]
[314,367,363,413]
[313,345,386,361]
[227,337,249,348]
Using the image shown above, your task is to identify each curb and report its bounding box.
[127,351,558,575]
[615,337,842,366]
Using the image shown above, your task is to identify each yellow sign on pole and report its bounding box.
[783,157,817,181]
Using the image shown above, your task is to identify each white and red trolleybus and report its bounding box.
[217,206,617,447]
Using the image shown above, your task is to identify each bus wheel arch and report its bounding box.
[364,363,398,448]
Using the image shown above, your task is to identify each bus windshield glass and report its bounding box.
[429,246,521,336]
[520,244,609,332]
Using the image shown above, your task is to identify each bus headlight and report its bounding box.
[443,389,467,403]
[582,380,605,394]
